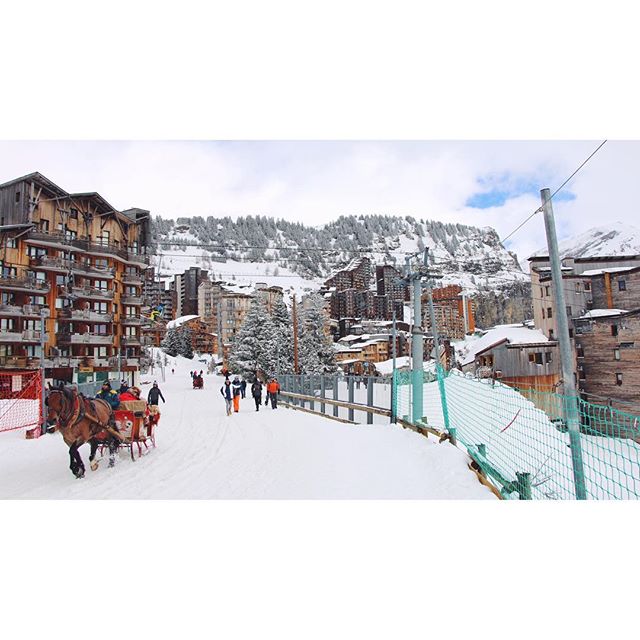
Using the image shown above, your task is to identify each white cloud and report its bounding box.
[0,140,633,265]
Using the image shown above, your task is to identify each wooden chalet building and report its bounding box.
[0,172,151,385]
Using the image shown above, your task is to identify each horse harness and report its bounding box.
[54,390,125,442]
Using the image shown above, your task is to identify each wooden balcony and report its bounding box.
[30,256,115,278]
[0,303,48,318]
[57,308,114,323]
[120,314,144,325]
[120,336,141,347]
[0,356,41,369]
[0,275,50,294]
[0,329,42,343]
[121,295,143,306]
[25,230,77,252]
[57,333,114,345]
[57,284,114,300]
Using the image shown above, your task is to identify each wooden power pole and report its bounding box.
[292,294,299,374]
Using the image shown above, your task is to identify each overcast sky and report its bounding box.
[1,140,637,265]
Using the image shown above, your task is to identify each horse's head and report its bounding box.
[45,385,75,428]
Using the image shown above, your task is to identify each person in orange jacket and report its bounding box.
[266,378,280,409]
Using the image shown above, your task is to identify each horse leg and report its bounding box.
[74,444,85,479]
[89,438,99,471]
[69,444,84,478]
[108,435,119,468]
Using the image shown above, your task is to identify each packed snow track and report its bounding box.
[0,359,494,499]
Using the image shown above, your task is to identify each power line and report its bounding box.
[501,140,608,244]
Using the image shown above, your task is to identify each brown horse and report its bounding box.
[45,384,123,478]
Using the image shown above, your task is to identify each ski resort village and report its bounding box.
[2,163,640,500]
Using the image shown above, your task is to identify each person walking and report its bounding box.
[231,376,242,413]
[251,378,263,411]
[220,379,233,416]
[240,378,247,399]
[267,378,280,409]
[147,381,166,410]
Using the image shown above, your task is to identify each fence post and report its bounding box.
[348,376,355,422]
[366,377,374,424]
[309,375,315,411]
[320,375,326,414]
[333,377,339,418]
[516,472,532,500]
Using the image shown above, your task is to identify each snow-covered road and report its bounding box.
[0,358,494,499]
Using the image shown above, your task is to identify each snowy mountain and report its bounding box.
[532,221,640,258]
[151,214,528,298]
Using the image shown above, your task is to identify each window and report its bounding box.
[620,342,635,349]
[15,191,20,203]
[94,346,108,357]
[578,366,586,381]
[94,279,108,291]
[26,246,46,258]
[30,295,45,305]
[545,286,551,296]
[616,373,623,386]
[618,279,626,291]
[584,281,591,292]
[545,352,552,363]
[575,282,581,293]
[566,306,572,316]
[5,237,16,249]
[569,328,574,338]
[0,318,16,331]
[98,230,110,246]
[55,298,65,309]
[611,324,618,337]
[95,324,108,335]
[95,258,108,269]
[614,348,621,361]
[92,301,108,314]
[547,307,553,319]
[542,308,545,319]
[40,219,49,232]
[0,345,14,357]
[529,352,543,365]
[69,208,78,219]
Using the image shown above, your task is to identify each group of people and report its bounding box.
[219,375,280,416]
[190,370,204,388]
[96,380,166,411]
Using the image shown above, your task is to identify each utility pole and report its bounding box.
[424,250,453,442]
[390,307,397,424]
[39,309,47,435]
[292,293,299,374]
[216,296,224,362]
[541,188,587,499]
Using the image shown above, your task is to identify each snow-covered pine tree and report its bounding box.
[228,299,272,379]
[297,294,337,374]
[178,327,194,359]
[161,327,180,357]
[268,297,293,376]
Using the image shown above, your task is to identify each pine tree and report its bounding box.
[178,327,194,359]
[161,327,180,357]
[269,298,293,375]
[228,299,272,378]
[297,295,337,374]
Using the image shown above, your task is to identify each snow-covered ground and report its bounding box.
[0,355,493,499]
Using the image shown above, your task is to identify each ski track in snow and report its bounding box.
[0,357,494,500]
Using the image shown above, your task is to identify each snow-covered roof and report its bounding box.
[374,356,411,374]
[578,308,628,319]
[580,267,635,276]
[167,315,200,329]
[338,335,362,342]
[455,325,550,366]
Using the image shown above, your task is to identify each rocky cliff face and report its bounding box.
[151,213,531,325]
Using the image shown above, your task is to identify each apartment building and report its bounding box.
[175,266,208,317]
[0,172,150,383]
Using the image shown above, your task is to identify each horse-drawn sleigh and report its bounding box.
[45,384,160,478]
[193,375,203,389]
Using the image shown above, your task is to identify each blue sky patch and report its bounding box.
[466,173,577,209]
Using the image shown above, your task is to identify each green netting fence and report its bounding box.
[393,368,640,500]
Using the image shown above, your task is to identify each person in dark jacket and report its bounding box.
[147,381,165,408]
[240,378,247,399]
[231,376,242,412]
[220,379,233,416]
[118,380,129,394]
[250,379,263,411]
[96,381,120,409]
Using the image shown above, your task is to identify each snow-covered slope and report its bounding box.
[0,352,493,499]
[532,221,640,258]
[151,215,528,296]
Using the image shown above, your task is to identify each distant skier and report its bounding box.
[171,368,175,375]
[240,378,247,399]
[231,376,242,413]
[251,379,263,411]
[220,379,233,416]
[267,378,280,409]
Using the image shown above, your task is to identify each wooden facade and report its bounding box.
[574,309,640,415]
[0,172,150,383]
